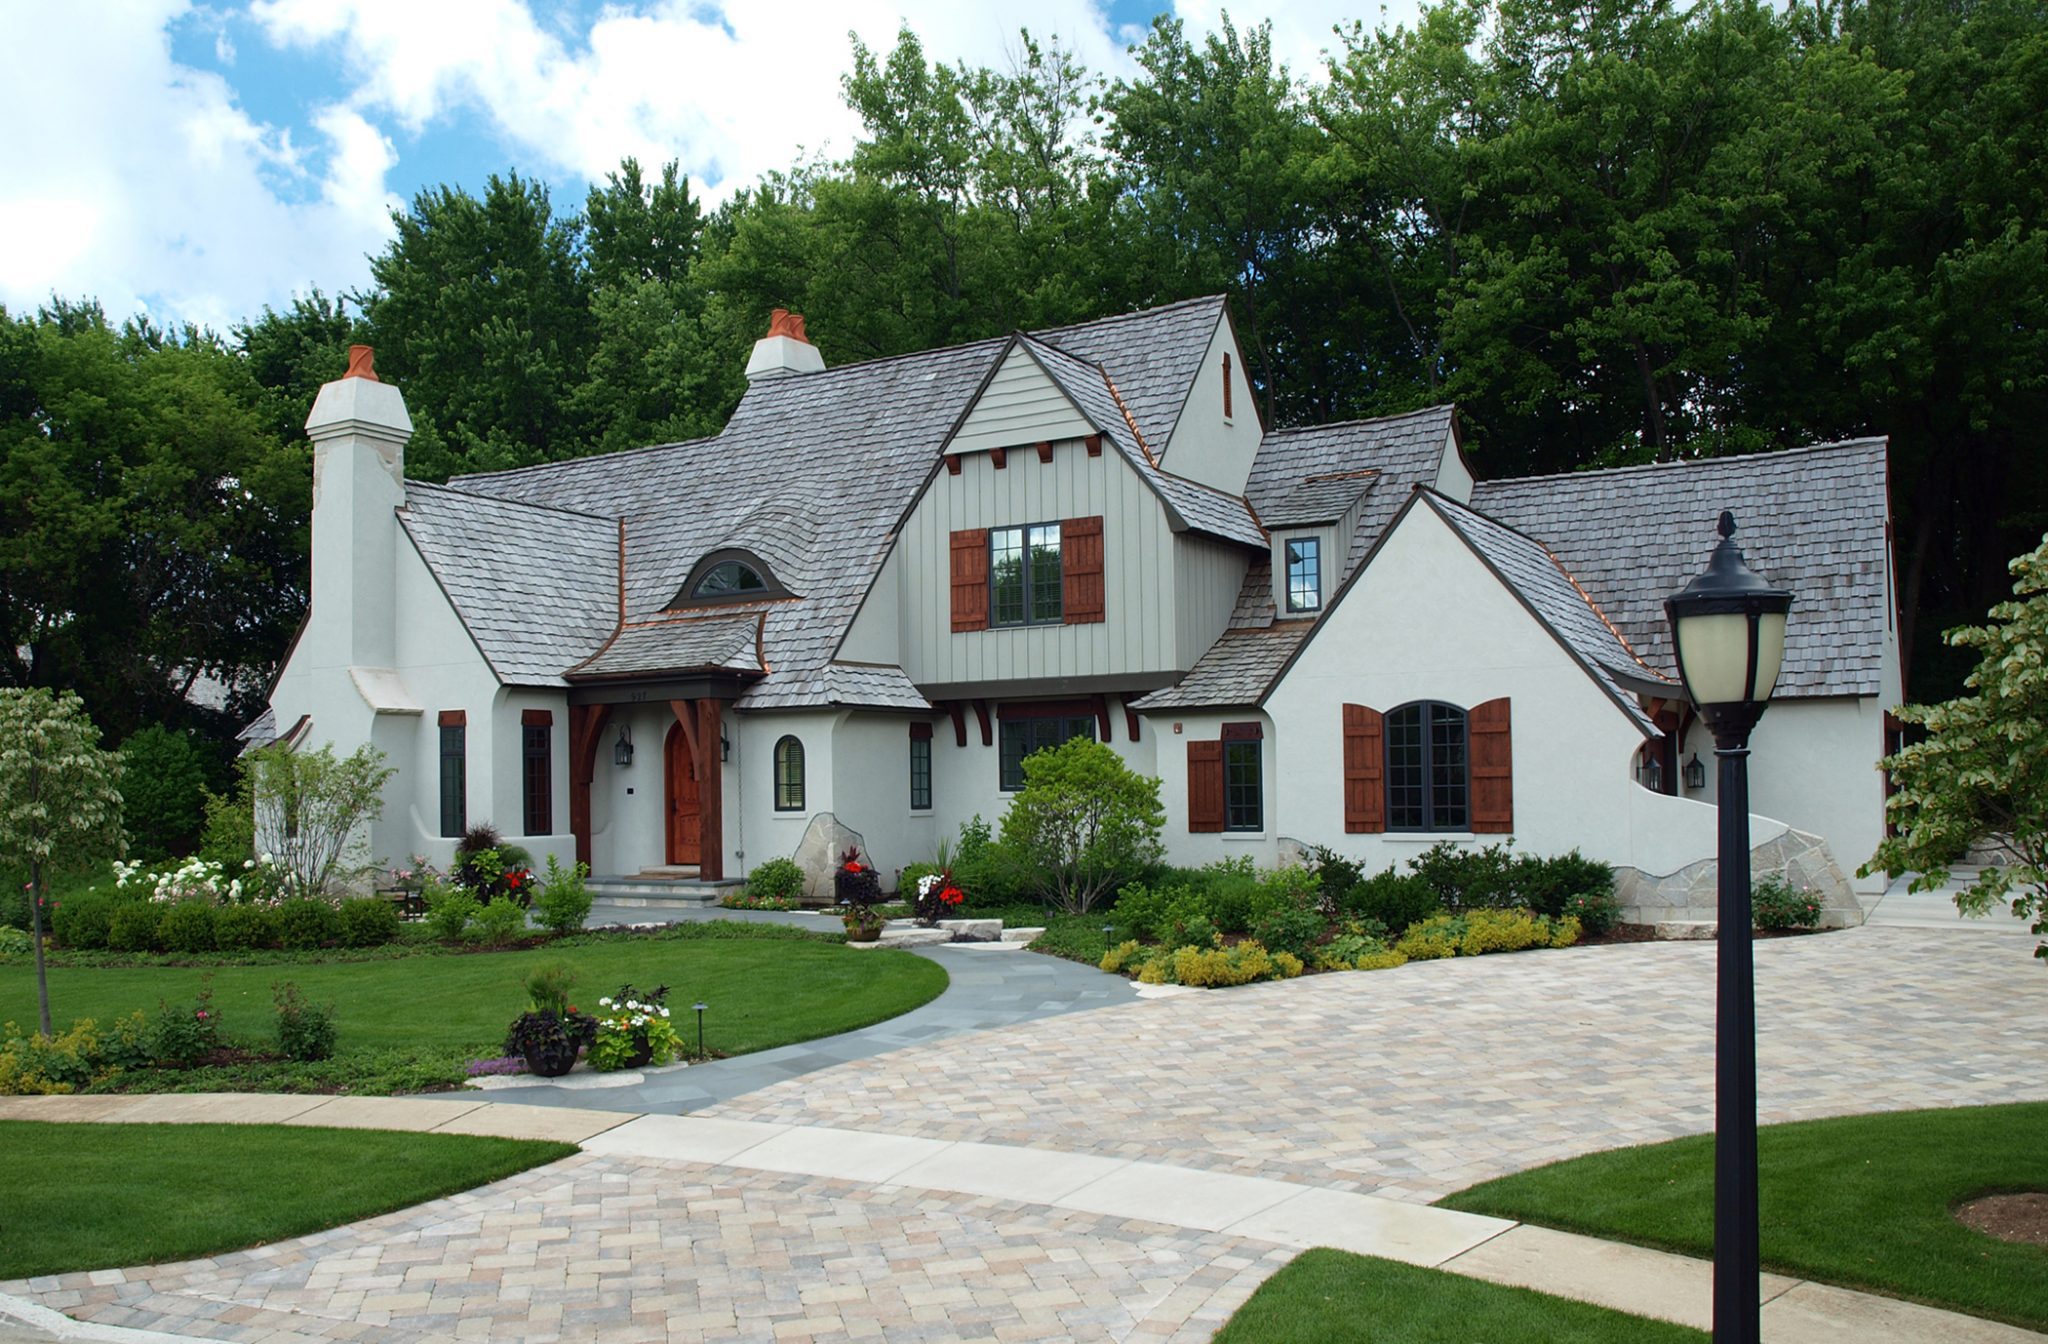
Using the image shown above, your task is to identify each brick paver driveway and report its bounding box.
[13,926,2044,1342]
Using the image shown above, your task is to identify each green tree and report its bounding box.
[0,688,124,1036]
[1865,536,2048,961]
[999,738,1165,915]
[242,742,394,899]
[359,173,594,477]
[118,724,211,861]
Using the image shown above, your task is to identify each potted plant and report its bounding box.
[912,869,966,927]
[590,983,682,1071]
[835,846,886,940]
[502,965,596,1077]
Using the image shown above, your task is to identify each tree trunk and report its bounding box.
[28,762,52,1038]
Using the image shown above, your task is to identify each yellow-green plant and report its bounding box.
[0,1012,147,1095]
[1354,950,1409,971]
[1100,939,1150,974]
[1396,909,1579,961]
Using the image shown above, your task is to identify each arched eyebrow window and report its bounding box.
[669,548,790,607]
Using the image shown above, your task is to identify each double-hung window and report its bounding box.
[1224,741,1262,831]
[521,712,553,836]
[1284,537,1321,613]
[998,709,1095,791]
[438,716,466,838]
[908,725,933,811]
[1385,700,1468,831]
[991,523,1062,626]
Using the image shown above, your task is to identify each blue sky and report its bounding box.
[0,1,1414,333]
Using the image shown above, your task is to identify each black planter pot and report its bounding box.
[621,1034,655,1069]
[520,1040,580,1078]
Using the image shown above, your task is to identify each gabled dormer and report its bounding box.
[1154,304,1262,496]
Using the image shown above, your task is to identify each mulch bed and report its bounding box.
[1956,1192,2048,1247]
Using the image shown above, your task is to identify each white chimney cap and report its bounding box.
[745,309,826,381]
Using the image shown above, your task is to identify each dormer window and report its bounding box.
[1285,537,1322,613]
[670,548,789,608]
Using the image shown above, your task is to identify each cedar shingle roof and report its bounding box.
[567,613,764,681]
[398,483,617,686]
[1471,439,1891,697]
[441,300,1235,709]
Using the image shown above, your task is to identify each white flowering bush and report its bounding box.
[114,854,298,907]
[588,983,682,1070]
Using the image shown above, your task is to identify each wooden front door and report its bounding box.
[665,722,701,866]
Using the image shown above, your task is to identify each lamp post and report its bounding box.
[1663,511,1793,1344]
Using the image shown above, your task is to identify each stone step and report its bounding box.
[1656,920,1717,940]
[999,926,1045,944]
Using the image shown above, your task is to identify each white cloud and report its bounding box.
[0,1,400,332]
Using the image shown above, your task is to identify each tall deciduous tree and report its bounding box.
[0,688,124,1036]
[1866,535,2048,961]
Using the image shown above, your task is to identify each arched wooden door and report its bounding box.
[665,721,702,866]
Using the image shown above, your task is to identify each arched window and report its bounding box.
[1385,701,1468,831]
[773,735,805,812]
[695,560,767,598]
[670,548,789,608]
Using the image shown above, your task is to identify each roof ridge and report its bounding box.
[1031,294,1226,343]
[403,479,614,524]
[1263,405,1455,439]
[1474,437,1889,490]
[446,434,723,486]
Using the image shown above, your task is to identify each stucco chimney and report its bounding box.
[304,345,412,671]
[744,308,826,381]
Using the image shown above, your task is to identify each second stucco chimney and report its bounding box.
[744,308,826,381]
[305,345,412,671]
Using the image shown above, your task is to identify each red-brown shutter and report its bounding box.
[1188,740,1225,833]
[950,528,989,632]
[1343,703,1385,833]
[1470,697,1513,833]
[1062,515,1105,624]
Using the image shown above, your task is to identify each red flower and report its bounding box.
[844,862,865,874]
[506,871,524,888]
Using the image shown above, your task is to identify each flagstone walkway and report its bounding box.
[3,922,2043,1343]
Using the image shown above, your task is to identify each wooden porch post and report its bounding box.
[568,703,611,869]
[697,698,724,881]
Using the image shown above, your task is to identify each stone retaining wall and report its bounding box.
[1615,827,1865,928]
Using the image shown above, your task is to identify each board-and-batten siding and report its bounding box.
[948,346,1097,458]
[1176,535,1250,667]
[899,436,1179,684]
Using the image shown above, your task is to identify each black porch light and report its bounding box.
[1637,751,1664,793]
[1663,510,1793,1344]
[1684,753,1707,792]
[614,723,634,767]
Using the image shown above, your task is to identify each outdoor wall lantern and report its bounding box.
[1684,753,1707,792]
[720,726,732,762]
[1663,509,1793,1344]
[1637,752,1665,793]
[614,723,634,767]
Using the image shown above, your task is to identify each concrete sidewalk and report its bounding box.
[2,1092,2037,1343]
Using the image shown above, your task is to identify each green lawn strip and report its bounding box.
[2,936,947,1086]
[1212,1249,1706,1343]
[1438,1103,2048,1331]
[0,1120,575,1280]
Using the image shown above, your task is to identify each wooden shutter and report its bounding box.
[1470,697,1513,833]
[1062,515,1105,624]
[1187,740,1225,833]
[950,528,989,632]
[1343,703,1385,833]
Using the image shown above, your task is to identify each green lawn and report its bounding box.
[1439,1103,2048,1331]
[0,1121,575,1280]
[1213,1249,1706,1342]
[1,931,948,1091]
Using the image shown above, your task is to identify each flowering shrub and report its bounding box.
[149,979,222,1067]
[721,890,801,911]
[835,847,886,936]
[743,857,806,905]
[113,854,298,906]
[912,871,966,924]
[466,1055,528,1078]
[589,983,682,1070]
[1752,875,1824,930]
[273,981,337,1062]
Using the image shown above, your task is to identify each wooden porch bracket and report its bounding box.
[1091,693,1113,742]
[1120,694,1142,743]
[695,698,724,881]
[669,699,700,766]
[568,703,612,868]
[973,699,993,747]
[946,700,967,748]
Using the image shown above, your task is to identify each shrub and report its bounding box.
[1108,881,1182,942]
[273,981,337,1062]
[1511,850,1616,919]
[149,980,221,1067]
[244,741,394,897]
[744,856,807,905]
[52,893,119,950]
[337,897,401,948]
[213,902,281,951]
[1170,940,1300,987]
[721,890,801,911]
[524,964,578,1016]
[0,926,30,959]
[118,725,212,862]
[1308,846,1368,916]
[1251,905,1325,960]
[158,901,218,954]
[453,825,536,905]
[277,899,341,950]
[1341,868,1442,935]
[1394,909,1580,961]
[1752,875,1824,930]
[424,883,480,941]
[1100,939,1153,974]
[471,896,530,946]
[1409,841,1521,911]
[1355,950,1409,971]
[198,786,255,868]
[107,901,163,952]
[535,855,595,935]
[0,1017,109,1094]
[998,739,1165,914]
[1562,886,1622,935]
[951,815,1032,908]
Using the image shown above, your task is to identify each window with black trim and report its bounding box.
[1284,537,1321,613]
[695,560,766,598]
[909,732,932,811]
[439,724,466,837]
[522,723,552,836]
[991,523,1062,626]
[774,735,805,811]
[1386,701,1468,831]
[998,712,1095,791]
[670,548,789,608]
[1224,741,1262,831]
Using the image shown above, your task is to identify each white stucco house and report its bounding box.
[257,299,1899,921]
